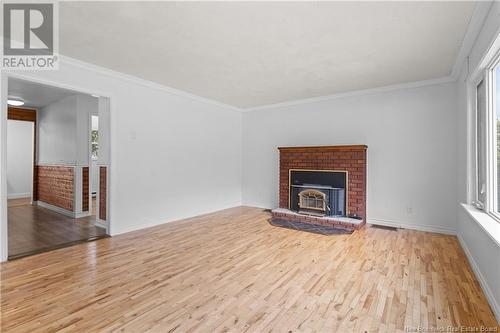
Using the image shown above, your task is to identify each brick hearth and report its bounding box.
[272,208,364,230]
[274,145,367,230]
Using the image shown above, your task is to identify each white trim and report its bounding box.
[34,201,91,219]
[7,193,31,199]
[468,24,500,85]
[62,21,490,113]
[485,65,496,212]
[112,202,242,236]
[450,1,493,80]
[467,75,475,205]
[75,211,91,219]
[368,217,456,235]
[470,74,487,209]
[35,200,78,218]
[4,72,116,104]
[74,212,92,219]
[457,234,500,322]
[466,28,500,214]
[461,203,500,248]
[59,56,242,113]
[0,74,8,262]
[1,3,487,117]
[36,161,77,166]
[95,219,107,229]
[243,76,455,112]
[10,45,482,115]
[1,71,114,262]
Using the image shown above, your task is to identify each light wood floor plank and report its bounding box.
[1,206,498,332]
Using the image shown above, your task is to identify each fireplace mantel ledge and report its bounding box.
[277,145,367,152]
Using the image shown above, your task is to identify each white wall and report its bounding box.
[2,57,242,240]
[37,94,99,167]
[38,95,78,165]
[6,120,33,199]
[36,93,100,216]
[455,1,500,321]
[242,82,458,234]
[76,94,99,166]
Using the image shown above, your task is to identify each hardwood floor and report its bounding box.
[8,199,107,259]
[1,207,497,332]
[7,197,31,207]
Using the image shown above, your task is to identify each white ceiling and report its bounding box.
[59,1,476,108]
[8,78,83,108]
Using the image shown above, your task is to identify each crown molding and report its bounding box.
[59,0,493,115]
[243,75,455,112]
[57,55,464,113]
[240,2,493,112]
[450,1,493,81]
[58,55,243,113]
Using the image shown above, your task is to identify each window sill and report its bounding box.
[460,203,500,248]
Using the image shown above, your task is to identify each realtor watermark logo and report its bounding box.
[1,1,59,70]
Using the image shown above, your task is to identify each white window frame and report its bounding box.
[472,76,485,209]
[469,49,500,223]
[489,56,500,220]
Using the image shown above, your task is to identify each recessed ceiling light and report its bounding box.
[7,98,24,106]
[91,94,99,98]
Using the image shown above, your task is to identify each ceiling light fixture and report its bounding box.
[7,98,24,106]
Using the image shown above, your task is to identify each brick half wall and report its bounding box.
[36,165,75,212]
[279,145,367,221]
[82,167,89,212]
[99,166,107,221]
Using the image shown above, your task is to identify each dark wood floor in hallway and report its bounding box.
[1,207,497,332]
[8,198,106,259]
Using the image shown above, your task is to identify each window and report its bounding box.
[91,115,99,160]
[495,65,500,211]
[475,79,486,208]
[91,130,99,160]
[472,52,500,221]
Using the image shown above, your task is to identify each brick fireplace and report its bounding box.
[272,145,367,230]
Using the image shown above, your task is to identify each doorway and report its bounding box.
[7,116,34,206]
[5,78,111,260]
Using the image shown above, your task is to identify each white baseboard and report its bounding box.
[7,193,31,199]
[112,202,242,236]
[457,234,500,322]
[95,219,107,229]
[243,202,273,210]
[36,201,93,219]
[35,201,77,218]
[368,217,456,235]
[75,211,91,219]
[247,207,457,235]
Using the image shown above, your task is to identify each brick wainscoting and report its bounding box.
[82,167,89,212]
[278,145,367,225]
[36,165,75,211]
[99,166,107,221]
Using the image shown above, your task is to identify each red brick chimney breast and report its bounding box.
[278,145,367,222]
